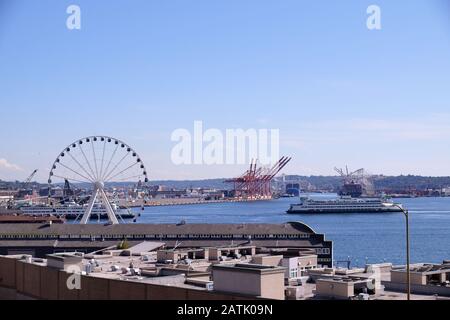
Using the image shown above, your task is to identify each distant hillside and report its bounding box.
[277,175,450,191]
[2,175,450,191]
[150,179,228,190]
[373,175,450,190]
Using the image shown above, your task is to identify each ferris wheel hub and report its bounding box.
[94,181,105,189]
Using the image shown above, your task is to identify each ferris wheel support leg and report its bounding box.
[81,188,99,224]
[99,188,119,224]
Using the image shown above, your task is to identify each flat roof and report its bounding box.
[0,239,325,249]
[317,277,371,284]
[393,263,450,274]
[0,221,318,236]
[212,263,285,274]
[46,253,83,261]
[127,241,165,254]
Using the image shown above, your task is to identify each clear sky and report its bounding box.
[1,0,450,182]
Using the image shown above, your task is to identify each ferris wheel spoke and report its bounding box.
[52,174,89,184]
[99,139,107,180]
[104,161,140,182]
[56,161,94,183]
[79,143,97,181]
[101,144,119,181]
[112,174,143,182]
[103,152,130,182]
[91,139,100,180]
[67,151,96,181]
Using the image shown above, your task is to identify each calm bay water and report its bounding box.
[132,194,450,267]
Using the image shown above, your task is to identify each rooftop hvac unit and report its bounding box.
[357,293,370,300]
[84,264,92,274]
[131,268,141,276]
[111,265,119,272]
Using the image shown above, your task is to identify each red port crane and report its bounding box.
[225,157,291,199]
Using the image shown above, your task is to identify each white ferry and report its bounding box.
[19,202,135,220]
[287,196,404,214]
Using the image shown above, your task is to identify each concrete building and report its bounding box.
[46,253,83,271]
[0,253,260,300]
[309,263,391,299]
[391,263,450,286]
[212,263,286,300]
[386,262,450,297]
[252,253,318,280]
[157,248,209,263]
[156,245,256,264]
[208,245,255,261]
[316,277,377,300]
[252,254,283,267]
[2,250,448,300]
[282,254,318,279]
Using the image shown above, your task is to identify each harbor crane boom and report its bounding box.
[24,169,38,184]
[225,157,291,199]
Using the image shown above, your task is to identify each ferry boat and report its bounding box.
[18,202,135,220]
[287,196,404,214]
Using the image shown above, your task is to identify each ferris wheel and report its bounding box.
[48,136,149,224]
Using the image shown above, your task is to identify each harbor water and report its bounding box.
[132,194,450,267]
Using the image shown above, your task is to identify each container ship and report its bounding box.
[286,196,404,214]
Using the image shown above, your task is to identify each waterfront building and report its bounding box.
[0,222,333,267]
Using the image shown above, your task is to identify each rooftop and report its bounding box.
[213,263,286,274]
[394,262,450,274]
[0,221,318,235]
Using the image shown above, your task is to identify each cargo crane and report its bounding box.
[334,166,374,197]
[24,169,38,185]
[16,169,39,199]
[225,157,291,200]
[61,179,75,204]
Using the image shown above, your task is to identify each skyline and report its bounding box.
[1,1,450,182]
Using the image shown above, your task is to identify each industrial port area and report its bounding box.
[0,136,449,303]
[1,1,450,315]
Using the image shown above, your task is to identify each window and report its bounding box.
[290,269,298,278]
[316,248,330,255]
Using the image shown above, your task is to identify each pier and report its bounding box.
[119,197,273,208]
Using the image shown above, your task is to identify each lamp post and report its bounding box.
[393,203,411,300]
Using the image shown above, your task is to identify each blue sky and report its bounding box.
[1,0,450,181]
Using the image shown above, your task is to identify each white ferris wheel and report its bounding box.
[48,136,149,224]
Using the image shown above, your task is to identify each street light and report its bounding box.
[393,203,411,300]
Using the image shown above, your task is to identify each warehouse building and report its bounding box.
[0,222,333,266]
